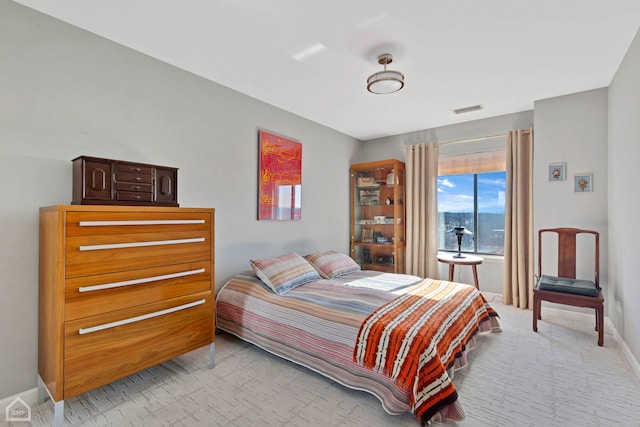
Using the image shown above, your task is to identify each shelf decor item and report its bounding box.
[71,156,178,207]
[359,188,380,205]
[374,215,386,224]
[258,130,302,220]
[357,176,378,187]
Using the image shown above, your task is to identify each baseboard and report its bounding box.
[0,386,39,412]
[606,317,640,380]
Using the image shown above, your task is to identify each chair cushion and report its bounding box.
[536,274,598,297]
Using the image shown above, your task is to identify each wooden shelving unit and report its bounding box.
[350,159,405,273]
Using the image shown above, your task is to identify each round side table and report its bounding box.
[437,253,484,289]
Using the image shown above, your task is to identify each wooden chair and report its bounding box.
[532,228,604,346]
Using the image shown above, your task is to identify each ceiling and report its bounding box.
[13,0,640,141]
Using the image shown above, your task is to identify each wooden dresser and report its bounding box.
[38,205,215,426]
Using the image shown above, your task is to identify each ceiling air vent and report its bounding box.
[453,104,483,115]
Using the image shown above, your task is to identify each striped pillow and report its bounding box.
[250,252,321,295]
[305,251,361,279]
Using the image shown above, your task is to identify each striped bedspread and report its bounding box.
[216,270,499,424]
[354,278,500,425]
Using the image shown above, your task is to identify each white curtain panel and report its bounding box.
[405,143,439,278]
[503,129,534,308]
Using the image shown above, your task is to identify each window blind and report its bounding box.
[438,150,506,175]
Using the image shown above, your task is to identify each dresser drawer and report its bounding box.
[64,291,214,397]
[116,182,153,193]
[116,191,153,203]
[65,211,210,237]
[65,230,211,278]
[116,163,153,175]
[65,260,211,320]
[116,171,153,184]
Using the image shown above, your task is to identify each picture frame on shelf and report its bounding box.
[548,162,566,181]
[362,227,373,242]
[574,173,593,193]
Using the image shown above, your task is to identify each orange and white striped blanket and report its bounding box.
[353,278,500,425]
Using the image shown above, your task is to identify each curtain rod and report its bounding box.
[437,129,531,147]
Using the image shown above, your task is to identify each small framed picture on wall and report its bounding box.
[574,173,593,192]
[548,163,566,181]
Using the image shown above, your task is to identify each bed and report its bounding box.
[215,251,500,425]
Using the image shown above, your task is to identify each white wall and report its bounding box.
[533,89,609,311]
[533,89,609,232]
[0,2,359,400]
[608,28,640,363]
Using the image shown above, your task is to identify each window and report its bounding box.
[438,149,506,256]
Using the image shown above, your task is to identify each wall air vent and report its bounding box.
[453,104,483,115]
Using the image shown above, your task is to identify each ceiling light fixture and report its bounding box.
[366,53,404,94]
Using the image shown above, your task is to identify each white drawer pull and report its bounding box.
[79,220,205,226]
[79,268,206,293]
[78,299,206,335]
[79,237,205,251]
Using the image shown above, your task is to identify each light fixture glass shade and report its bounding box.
[367,70,404,94]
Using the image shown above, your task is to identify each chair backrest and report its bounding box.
[537,227,599,288]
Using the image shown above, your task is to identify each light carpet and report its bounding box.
[20,297,640,427]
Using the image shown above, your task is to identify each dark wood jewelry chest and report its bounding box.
[72,156,178,206]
